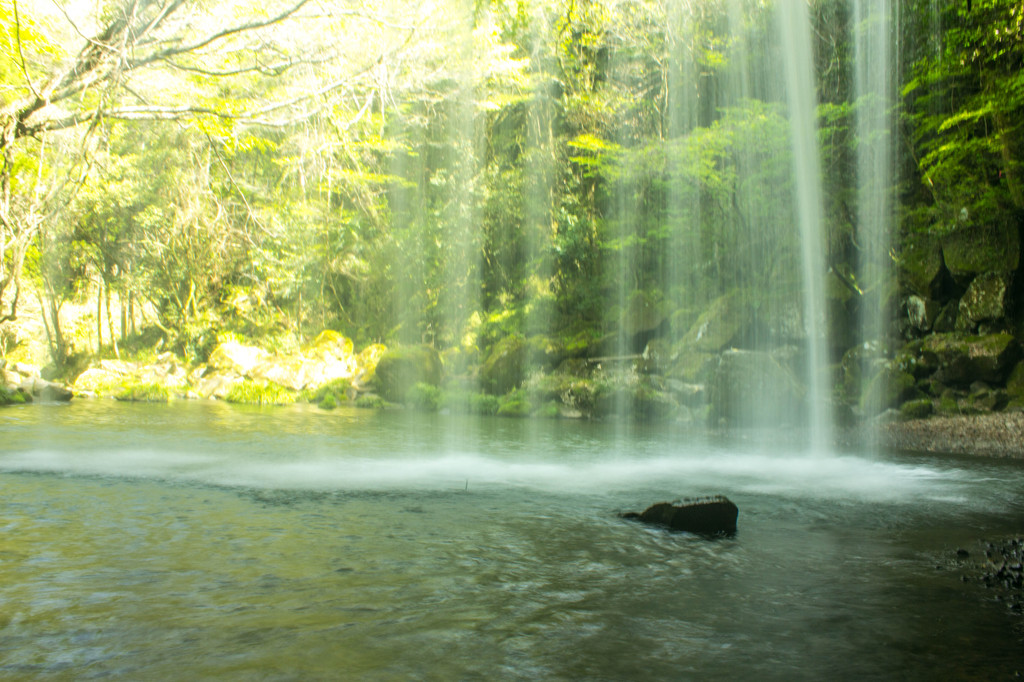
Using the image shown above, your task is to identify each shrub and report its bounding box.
[225,380,296,406]
[115,382,171,403]
[303,378,352,408]
[497,388,532,417]
[406,382,442,411]
[354,394,386,409]
[442,389,500,416]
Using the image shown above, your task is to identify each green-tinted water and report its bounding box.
[1,401,1022,679]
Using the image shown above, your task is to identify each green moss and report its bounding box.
[354,394,386,409]
[115,382,171,403]
[899,398,934,420]
[936,395,960,415]
[0,386,29,405]
[225,380,296,406]
[303,378,352,405]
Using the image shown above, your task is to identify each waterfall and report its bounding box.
[853,0,894,435]
[777,1,834,450]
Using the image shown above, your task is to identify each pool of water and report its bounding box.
[1,400,1022,679]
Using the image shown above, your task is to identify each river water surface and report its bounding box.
[1,400,1022,679]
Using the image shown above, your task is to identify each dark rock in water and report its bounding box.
[623,496,738,536]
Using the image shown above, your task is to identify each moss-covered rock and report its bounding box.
[680,292,749,354]
[669,350,718,384]
[372,345,442,402]
[307,330,354,358]
[620,289,668,348]
[941,220,1020,285]
[899,397,934,420]
[956,273,1010,331]
[920,332,1021,386]
[305,378,353,409]
[207,341,269,375]
[1006,362,1024,401]
[859,366,919,416]
[480,335,527,395]
[0,385,30,405]
[897,232,948,298]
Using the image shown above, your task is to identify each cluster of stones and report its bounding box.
[858,218,1024,420]
[0,360,72,403]
[954,539,1024,615]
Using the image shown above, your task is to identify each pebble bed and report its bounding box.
[882,412,1024,459]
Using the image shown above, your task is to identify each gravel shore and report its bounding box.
[881,412,1024,459]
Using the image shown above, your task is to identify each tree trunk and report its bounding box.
[96,281,103,354]
[105,278,119,359]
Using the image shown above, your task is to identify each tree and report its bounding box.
[903,0,1024,227]
[1,0,431,360]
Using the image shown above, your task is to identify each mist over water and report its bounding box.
[0,402,992,506]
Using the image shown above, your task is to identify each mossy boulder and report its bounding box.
[680,292,749,354]
[1006,362,1024,402]
[480,335,527,395]
[897,232,948,298]
[669,350,718,384]
[620,289,669,348]
[207,340,269,375]
[372,345,442,403]
[957,273,1011,331]
[859,366,919,416]
[941,220,1020,285]
[920,332,1021,387]
[0,385,30,405]
[709,349,806,427]
[899,397,934,420]
[306,330,354,359]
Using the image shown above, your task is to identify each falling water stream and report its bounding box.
[2,401,1023,679]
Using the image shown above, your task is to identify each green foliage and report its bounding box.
[225,380,296,406]
[497,387,532,417]
[903,0,1024,223]
[303,378,352,406]
[406,382,442,412]
[354,394,386,409]
[115,382,171,403]
[442,389,500,416]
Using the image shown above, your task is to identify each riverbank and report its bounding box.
[881,412,1024,459]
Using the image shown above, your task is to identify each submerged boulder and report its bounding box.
[622,496,739,536]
